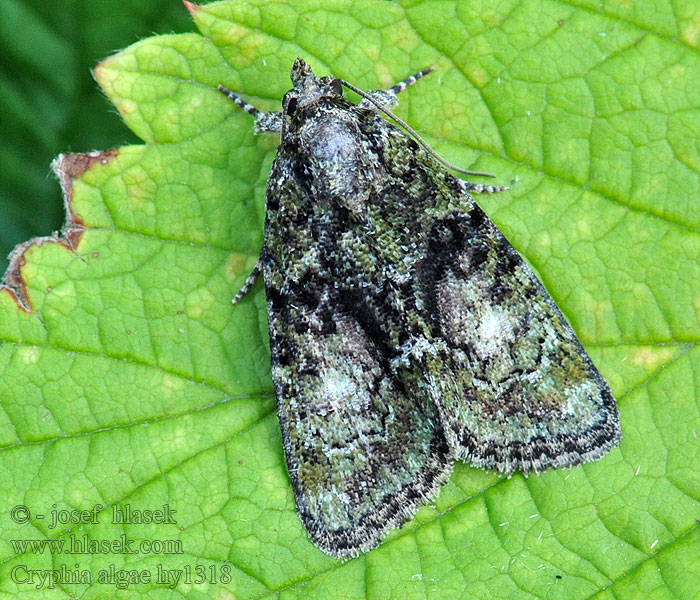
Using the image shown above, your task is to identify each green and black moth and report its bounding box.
[219,58,621,558]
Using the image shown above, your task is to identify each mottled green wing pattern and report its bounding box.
[263,135,452,558]
[421,202,621,475]
[256,59,619,557]
[269,300,452,558]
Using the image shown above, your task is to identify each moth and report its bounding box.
[219,58,621,558]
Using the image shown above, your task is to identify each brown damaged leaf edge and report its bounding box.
[182,1,200,16]
[0,150,119,312]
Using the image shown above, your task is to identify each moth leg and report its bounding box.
[359,66,434,110]
[459,180,510,195]
[232,257,263,305]
[218,85,283,133]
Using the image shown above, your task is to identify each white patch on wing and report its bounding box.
[319,367,358,410]
[313,323,377,417]
[473,308,515,359]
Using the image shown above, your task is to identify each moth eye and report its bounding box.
[331,79,343,96]
[286,96,298,115]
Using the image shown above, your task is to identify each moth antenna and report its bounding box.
[218,85,262,118]
[338,79,496,178]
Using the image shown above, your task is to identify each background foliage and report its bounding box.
[0,0,194,272]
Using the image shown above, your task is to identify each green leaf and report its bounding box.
[0,0,194,274]
[1,0,699,597]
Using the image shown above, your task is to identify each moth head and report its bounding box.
[285,57,343,116]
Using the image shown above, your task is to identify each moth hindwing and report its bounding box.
[219,58,621,558]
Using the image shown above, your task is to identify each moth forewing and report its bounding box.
[221,57,620,558]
